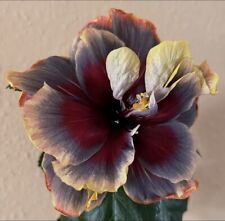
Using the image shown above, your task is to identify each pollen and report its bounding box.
[86,190,98,209]
[132,93,149,111]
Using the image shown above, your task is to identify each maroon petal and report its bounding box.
[74,28,124,106]
[146,73,201,124]
[124,159,198,204]
[133,121,197,183]
[52,128,134,193]
[7,56,86,100]
[24,84,110,166]
[42,154,106,217]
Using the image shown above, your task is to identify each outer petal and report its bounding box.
[87,15,112,32]
[52,128,135,193]
[42,154,56,191]
[86,9,160,64]
[7,56,84,99]
[198,60,219,95]
[74,28,124,105]
[177,98,198,127]
[145,41,191,93]
[42,154,106,217]
[106,47,140,100]
[147,72,201,124]
[133,121,197,183]
[24,84,110,166]
[123,159,198,204]
[110,8,160,64]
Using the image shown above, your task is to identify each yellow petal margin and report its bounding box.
[197,60,219,95]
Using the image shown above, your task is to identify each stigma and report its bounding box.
[132,93,149,111]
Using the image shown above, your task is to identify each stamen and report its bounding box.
[132,92,149,111]
[86,190,98,209]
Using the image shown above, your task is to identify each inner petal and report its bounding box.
[106,47,140,100]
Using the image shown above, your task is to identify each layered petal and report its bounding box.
[7,56,84,99]
[24,84,110,166]
[106,47,140,100]
[133,121,197,183]
[86,8,160,64]
[145,41,191,93]
[110,8,160,64]
[177,98,198,127]
[52,128,135,193]
[123,159,198,204]
[198,60,219,95]
[42,154,106,217]
[147,72,201,124]
[87,15,112,32]
[74,28,124,105]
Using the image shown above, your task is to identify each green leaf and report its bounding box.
[58,188,188,221]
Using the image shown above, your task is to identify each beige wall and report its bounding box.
[1,1,225,220]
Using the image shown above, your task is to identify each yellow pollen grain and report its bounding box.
[132,93,149,111]
[86,190,98,209]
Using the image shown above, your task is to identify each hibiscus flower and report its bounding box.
[7,9,218,217]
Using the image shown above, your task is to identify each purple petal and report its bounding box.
[110,8,160,64]
[42,154,106,217]
[24,84,110,166]
[52,128,134,193]
[74,28,124,106]
[147,72,201,124]
[7,56,85,99]
[133,121,197,183]
[177,98,198,127]
[124,159,198,204]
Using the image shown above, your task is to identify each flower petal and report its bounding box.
[198,60,219,95]
[42,154,56,191]
[74,28,124,105]
[7,56,83,98]
[87,15,112,32]
[24,84,110,166]
[145,41,191,93]
[110,8,160,63]
[177,98,198,127]
[148,72,201,124]
[42,154,106,217]
[123,159,198,204]
[52,128,135,193]
[133,121,197,183]
[106,47,140,100]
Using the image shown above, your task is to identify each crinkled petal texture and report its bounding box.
[42,154,106,217]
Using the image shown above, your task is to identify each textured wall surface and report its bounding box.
[1,1,225,220]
